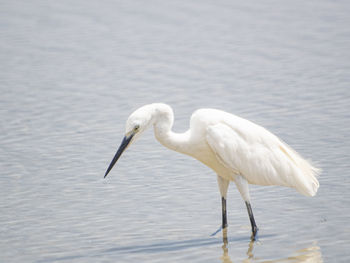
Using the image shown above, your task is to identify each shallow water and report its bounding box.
[1,0,350,262]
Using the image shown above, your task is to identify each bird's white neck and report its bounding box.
[150,104,192,155]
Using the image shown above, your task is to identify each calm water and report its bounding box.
[1,0,350,262]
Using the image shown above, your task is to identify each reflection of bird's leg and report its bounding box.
[220,228,232,263]
[222,225,228,244]
[245,202,258,240]
[246,236,255,259]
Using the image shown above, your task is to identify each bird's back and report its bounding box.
[191,108,320,196]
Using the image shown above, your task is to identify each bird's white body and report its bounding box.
[148,104,319,199]
[105,103,320,237]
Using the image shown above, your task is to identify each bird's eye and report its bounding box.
[134,125,140,131]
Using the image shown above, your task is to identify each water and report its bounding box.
[1,0,350,262]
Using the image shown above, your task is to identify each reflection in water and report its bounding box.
[221,230,323,263]
[89,230,323,263]
[221,228,233,263]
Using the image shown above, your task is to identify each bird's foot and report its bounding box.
[211,224,227,236]
[250,226,258,241]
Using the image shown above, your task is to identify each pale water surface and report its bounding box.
[1,0,350,262]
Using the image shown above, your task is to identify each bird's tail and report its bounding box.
[279,142,321,196]
[295,158,320,196]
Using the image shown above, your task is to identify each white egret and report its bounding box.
[104,103,320,239]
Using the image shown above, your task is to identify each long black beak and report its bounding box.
[104,134,134,178]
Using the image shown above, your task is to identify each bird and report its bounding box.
[104,103,320,239]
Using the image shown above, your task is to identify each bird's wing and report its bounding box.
[206,120,319,196]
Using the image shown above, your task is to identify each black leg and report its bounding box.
[210,197,228,236]
[222,197,228,229]
[245,201,258,240]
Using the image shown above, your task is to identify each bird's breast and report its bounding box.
[190,143,234,179]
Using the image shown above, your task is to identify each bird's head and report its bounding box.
[104,105,155,178]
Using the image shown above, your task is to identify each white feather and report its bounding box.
[200,109,320,196]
